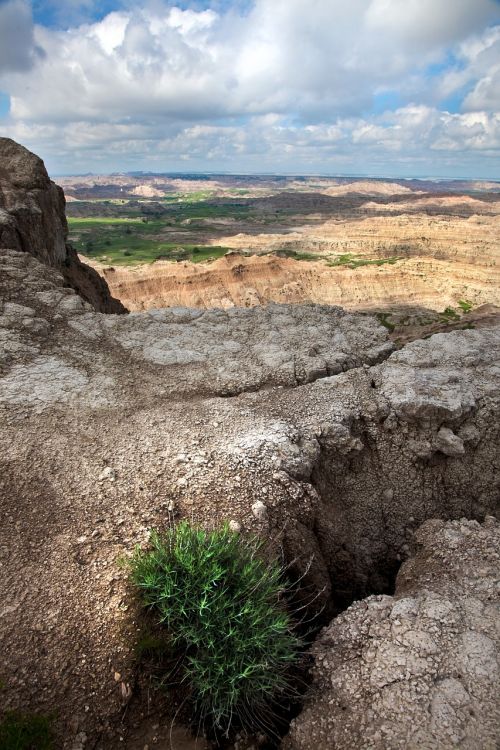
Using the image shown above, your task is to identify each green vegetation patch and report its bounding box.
[128,521,300,737]
[441,306,461,321]
[0,712,54,750]
[68,217,146,226]
[457,299,473,313]
[68,217,231,265]
[375,312,396,332]
[328,253,402,269]
[162,190,217,203]
[274,247,324,261]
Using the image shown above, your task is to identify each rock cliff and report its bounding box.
[0,138,125,313]
[0,141,499,749]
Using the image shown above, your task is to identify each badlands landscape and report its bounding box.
[63,171,500,344]
[1,138,499,750]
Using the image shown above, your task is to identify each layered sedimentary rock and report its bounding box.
[0,137,125,313]
[82,196,500,313]
[90,248,500,313]
[285,517,500,750]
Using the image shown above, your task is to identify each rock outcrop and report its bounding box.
[0,137,125,313]
[285,516,500,750]
[0,141,499,748]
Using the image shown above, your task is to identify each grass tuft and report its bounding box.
[441,306,461,321]
[128,521,301,738]
[0,712,53,750]
[375,312,395,332]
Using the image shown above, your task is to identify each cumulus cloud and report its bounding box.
[1,0,499,174]
[0,0,43,73]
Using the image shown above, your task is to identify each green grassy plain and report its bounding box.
[68,215,231,265]
[68,200,405,269]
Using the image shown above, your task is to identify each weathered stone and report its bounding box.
[0,137,125,313]
[285,518,500,750]
[435,426,466,456]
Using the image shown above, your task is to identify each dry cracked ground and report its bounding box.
[1,138,499,749]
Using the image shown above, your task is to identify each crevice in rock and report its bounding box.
[267,378,500,744]
[206,347,396,401]
[253,526,404,749]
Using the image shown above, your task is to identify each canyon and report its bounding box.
[62,169,500,343]
[0,138,499,749]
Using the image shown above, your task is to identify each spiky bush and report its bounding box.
[128,521,300,736]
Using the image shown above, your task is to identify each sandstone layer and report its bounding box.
[90,248,500,313]
[285,516,500,750]
[0,137,125,314]
[84,203,500,314]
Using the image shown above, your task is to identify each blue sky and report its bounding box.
[31,0,253,26]
[1,0,499,177]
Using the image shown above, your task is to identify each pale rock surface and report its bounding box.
[284,517,500,750]
[0,249,394,401]
[1,246,498,748]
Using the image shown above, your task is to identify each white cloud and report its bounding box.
[3,105,499,175]
[365,0,497,49]
[0,0,499,175]
[4,0,499,124]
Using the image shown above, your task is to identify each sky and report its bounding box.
[0,0,499,177]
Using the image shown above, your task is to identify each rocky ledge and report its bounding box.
[0,137,125,313]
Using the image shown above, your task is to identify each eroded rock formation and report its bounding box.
[0,137,125,313]
[285,517,500,749]
[1,246,499,747]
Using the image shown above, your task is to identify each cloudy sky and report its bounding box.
[0,0,499,177]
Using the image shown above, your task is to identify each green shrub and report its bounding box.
[0,712,53,750]
[376,312,395,332]
[441,306,460,321]
[128,521,300,736]
[458,299,473,313]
